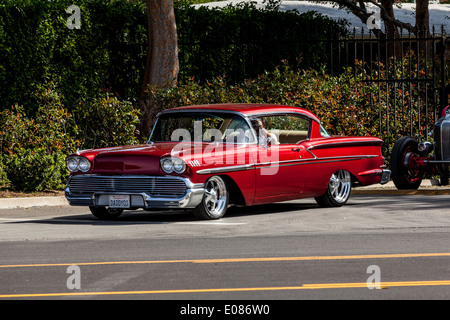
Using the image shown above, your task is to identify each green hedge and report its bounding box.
[2,148,68,192]
[176,0,348,83]
[0,0,147,114]
[1,59,430,191]
[0,84,141,192]
[145,60,427,163]
[1,0,385,193]
[145,64,375,137]
[0,0,346,114]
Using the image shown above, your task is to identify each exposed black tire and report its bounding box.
[193,176,229,220]
[315,170,352,207]
[390,136,423,190]
[89,206,124,220]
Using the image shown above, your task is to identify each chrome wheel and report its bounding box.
[328,170,351,204]
[193,176,229,219]
[204,176,228,217]
[315,170,352,207]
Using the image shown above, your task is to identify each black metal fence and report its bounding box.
[179,25,448,149]
[321,26,448,145]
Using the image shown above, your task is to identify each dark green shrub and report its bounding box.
[73,93,142,150]
[0,83,79,156]
[0,156,10,188]
[144,61,429,163]
[1,0,346,115]
[0,86,142,191]
[3,148,67,192]
[145,64,369,135]
[0,0,147,113]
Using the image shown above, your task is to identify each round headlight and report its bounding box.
[78,158,91,172]
[173,158,186,173]
[161,158,174,173]
[67,158,79,172]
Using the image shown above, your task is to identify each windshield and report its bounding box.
[149,112,254,144]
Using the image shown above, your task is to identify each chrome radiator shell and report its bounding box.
[65,175,205,209]
[434,115,450,176]
[67,175,188,198]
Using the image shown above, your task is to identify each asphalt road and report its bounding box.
[0,194,449,308]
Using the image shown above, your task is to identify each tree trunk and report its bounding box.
[380,0,401,57]
[416,0,430,38]
[415,0,431,58]
[380,0,398,39]
[141,0,179,97]
[139,0,179,138]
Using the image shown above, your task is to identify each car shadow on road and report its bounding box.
[14,193,444,226]
[6,201,321,226]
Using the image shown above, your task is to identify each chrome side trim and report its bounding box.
[196,155,379,174]
[306,149,318,159]
[254,155,378,169]
[196,164,253,175]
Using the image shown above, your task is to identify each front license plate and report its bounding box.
[109,195,130,208]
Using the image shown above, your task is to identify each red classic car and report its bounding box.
[65,103,390,220]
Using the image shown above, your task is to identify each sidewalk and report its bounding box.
[0,195,68,210]
[0,180,448,210]
[352,180,450,195]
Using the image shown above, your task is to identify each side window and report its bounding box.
[320,124,331,137]
[258,115,311,144]
[223,116,253,143]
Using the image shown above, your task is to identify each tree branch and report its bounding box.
[365,0,417,35]
[313,0,418,35]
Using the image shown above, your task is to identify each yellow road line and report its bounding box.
[1,280,450,298]
[1,252,450,268]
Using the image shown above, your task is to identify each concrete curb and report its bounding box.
[0,196,69,210]
[352,188,450,195]
[0,181,448,210]
[353,181,450,196]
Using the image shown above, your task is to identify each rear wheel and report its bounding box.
[193,176,229,220]
[89,206,124,220]
[315,170,352,207]
[390,136,423,189]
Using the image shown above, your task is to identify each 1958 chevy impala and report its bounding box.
[65,104,390,220]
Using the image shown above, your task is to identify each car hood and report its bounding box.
[70,142,253,175]
[72,143,180,175]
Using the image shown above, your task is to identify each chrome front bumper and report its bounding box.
[65,175,205,209]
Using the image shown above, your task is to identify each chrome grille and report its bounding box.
[68,175,187,198]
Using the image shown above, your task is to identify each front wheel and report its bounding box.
[193,176,229,220]
[89,206,124,220]
[315,170,352,207]
[390,136,423,189]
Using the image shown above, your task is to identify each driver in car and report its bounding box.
[252,118,279,146]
